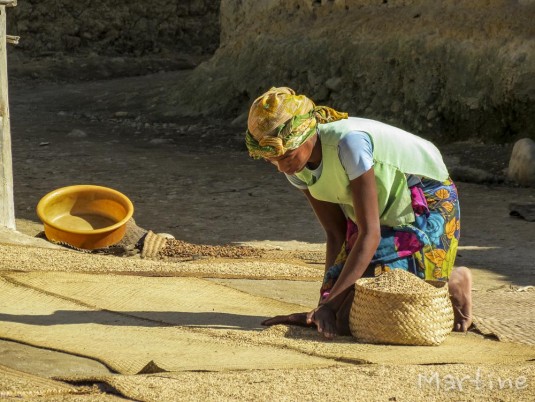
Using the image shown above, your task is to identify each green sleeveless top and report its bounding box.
[294,117,449,227]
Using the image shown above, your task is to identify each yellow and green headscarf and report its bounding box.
[245,87,348,159]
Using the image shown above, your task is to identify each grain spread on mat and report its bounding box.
[160,239,263,259]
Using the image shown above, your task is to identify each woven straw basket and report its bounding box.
[349,270,454,346]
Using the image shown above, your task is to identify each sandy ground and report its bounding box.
[0,73,534,401]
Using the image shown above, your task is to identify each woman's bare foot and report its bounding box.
[448,266,473,332]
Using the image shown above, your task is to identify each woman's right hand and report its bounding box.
[306,305,337,339]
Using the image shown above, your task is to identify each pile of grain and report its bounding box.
[160,239,263,259]
[361,269,437,294]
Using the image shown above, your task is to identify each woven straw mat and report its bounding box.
[140,230,167,258]
[0,272,332,374]
[472,286,535,345]
[0,364,81,398]
[1,271,534,377]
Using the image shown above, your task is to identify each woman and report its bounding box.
[245,87,472,339]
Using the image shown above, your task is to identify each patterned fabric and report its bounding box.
[320,178,460,300]
[245,87,348,159]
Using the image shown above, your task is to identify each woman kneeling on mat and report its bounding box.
[245,87,472,339]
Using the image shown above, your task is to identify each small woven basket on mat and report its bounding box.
[349,270,454,346]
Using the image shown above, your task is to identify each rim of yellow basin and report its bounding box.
[36,184,134,234]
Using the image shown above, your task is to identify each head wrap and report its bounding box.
[245,87,348,159]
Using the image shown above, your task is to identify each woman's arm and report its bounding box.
[260,189,347,329]
[321,167,381,308]
[308,167,381,337]
[302,189,347,273]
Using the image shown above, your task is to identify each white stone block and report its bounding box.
[507,138,535,187]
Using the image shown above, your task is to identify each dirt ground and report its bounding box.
[7,72,534,278]
[1,71,534,400]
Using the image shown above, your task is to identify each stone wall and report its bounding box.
[7,0,219,57]
[162,0,534,142]
[4,0,534,142]
[5,0,220,79]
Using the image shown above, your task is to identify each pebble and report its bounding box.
[157,233,175,239]
[67,129,88,138]
[149,138,172,145]
[325,77,343,92]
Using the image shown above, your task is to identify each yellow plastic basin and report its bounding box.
[36,185,134,250]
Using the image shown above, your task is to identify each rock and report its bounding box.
[67,129,87,138]
[465,97,480,110]
[507,138,535,187]
[312,85,329,102]
[426,110,437,120]
[149,138,172,145]
[325,77,343,92]
[307,71,323,88]
[509,203,535,222]
[390,101,402,114]
[449,166,497,184]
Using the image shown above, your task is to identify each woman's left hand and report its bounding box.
[261,312,312,327]
[307,305,337,339]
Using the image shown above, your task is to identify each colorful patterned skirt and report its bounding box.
[321,178,460,299]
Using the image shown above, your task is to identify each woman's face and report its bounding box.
[264,135,317,175]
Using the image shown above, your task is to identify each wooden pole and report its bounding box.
[0,4,15,229]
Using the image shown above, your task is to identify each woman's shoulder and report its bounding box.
[337,130,374,156]
[336,131,374,180]
[339,130,372,147]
